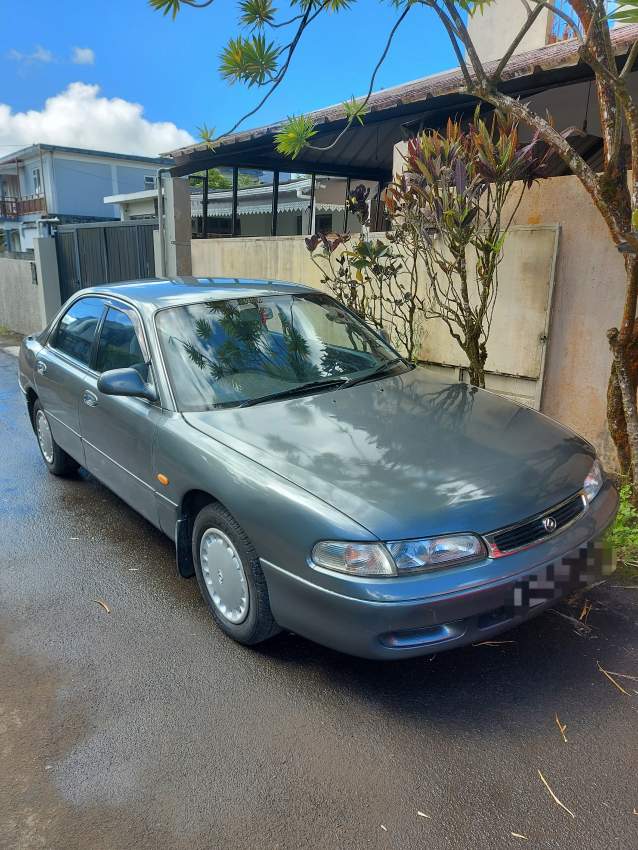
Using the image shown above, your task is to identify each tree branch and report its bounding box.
[219,2,324,140]
[305,3,412,153]
[440,0,488,87]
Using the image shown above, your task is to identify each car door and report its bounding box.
[35,296,107,464]
[79,302,163,527]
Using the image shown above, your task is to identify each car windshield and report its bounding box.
[155,292,406,411]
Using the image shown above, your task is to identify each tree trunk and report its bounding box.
[464,333,487,388]
[607,257,638,494]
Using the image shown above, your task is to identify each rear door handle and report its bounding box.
[36,360,47,375]
[82,390,98,408]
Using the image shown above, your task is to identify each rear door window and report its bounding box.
[52,297,105,366]
[95,307,146,375]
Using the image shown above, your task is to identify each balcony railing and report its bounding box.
[0,195,46,220]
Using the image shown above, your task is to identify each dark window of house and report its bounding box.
[316,213,333,233]
[95,308,145,373]
[52,297,105,366]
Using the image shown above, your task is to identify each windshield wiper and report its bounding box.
[238,377,348,408]
[340,357,408,389]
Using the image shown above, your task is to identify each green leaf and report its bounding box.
[219,34,279,85]
[607,2,638,23]
[239,0,276,28]
[197,123,217,149]
[148,0,183,19]
[457,0,494,15]
[343,96,367,126]
[274,114,317,157]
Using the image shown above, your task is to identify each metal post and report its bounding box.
[374,181,383,232]
[343,177,351,231]
[156,167,172,277]
[231,167,239,237]
[308,174,316,235]
[202,170,209,238]
[271,171,279,237]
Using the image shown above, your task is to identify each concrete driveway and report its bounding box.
[1,345,637,850]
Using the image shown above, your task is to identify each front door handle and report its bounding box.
[36,360,47,375]
[82,390,98,408]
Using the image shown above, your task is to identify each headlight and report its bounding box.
[311,541,396,576]
[388,534,485,574]
[583,459,604,503]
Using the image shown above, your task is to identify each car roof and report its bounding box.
[80,277,318,310]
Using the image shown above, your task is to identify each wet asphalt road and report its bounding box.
[1,346,638,850]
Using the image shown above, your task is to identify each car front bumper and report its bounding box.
[260,481,619,659]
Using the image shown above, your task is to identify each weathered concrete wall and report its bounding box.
[466,0,550,63]
[505,174,626,470]
[0,257,44,334]
[192,234,329,288]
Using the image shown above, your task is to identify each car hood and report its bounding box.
[183,367,596,540]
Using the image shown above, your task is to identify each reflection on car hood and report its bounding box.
[183,367,595,540]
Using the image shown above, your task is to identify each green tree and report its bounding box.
[189,168,261,190]
[149,0,638,488]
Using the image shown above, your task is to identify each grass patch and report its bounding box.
[606,484,638,581]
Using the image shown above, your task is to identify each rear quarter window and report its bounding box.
[52,297,105,366]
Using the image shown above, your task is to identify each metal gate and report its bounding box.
[55,220,157,301]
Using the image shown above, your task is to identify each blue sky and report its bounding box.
[0,0,457,156]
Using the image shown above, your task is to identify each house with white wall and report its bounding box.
[105,174,373,237]
[0,144,172,253]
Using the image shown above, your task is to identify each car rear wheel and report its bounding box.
[192,503,280,645]
[33,400,79,476]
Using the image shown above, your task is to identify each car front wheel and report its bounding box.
[192,503,280,645]
[33,400,79,476]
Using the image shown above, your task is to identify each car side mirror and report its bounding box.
[378,328,391,344]
[97,367,158,403]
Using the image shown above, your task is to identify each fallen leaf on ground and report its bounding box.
[511,833,528,840]
[555,713,568,743]
[603,670,638,681]
[473,640,517,647]
[94,599,111,614]
[549,609,592,634]
[417,811,431,819]
[380,824,387,831]
[579,600,592,624]
[597,661,631,696]
[633,809,638,816]
[537,770,575,818]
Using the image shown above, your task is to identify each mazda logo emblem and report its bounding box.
[542,516,557,533]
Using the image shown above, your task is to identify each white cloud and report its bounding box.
[72,47,95,65]
[0,82,195,157]
[7,45,54,64]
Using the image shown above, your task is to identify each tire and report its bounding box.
[192,503,280,645]
[32,399,79,477]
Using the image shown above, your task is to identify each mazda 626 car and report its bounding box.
[18,277,619,659]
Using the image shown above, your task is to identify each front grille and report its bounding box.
[488,493,586,555]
